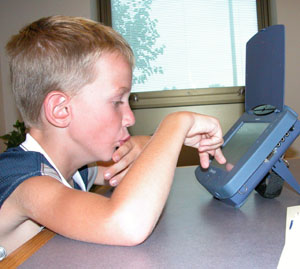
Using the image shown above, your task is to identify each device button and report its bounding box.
[238,185,248,195]
[214,192,221,198]
[277,142,281,147]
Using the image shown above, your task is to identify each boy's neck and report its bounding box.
[28,128,82,180]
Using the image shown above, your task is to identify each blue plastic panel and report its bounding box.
[245,25,285,112]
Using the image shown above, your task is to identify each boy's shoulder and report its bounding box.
[0,146,52,178]
[0,147,55,208]
[0,147,91,208]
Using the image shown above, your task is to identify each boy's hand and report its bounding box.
[182,113,226,169]
[103,136,150,186]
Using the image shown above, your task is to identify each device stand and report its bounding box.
[255,170,284,198]
[271,158,300,194]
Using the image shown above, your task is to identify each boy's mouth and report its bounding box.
[114,136,131,151]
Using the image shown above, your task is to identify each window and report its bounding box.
[99,0,270,108]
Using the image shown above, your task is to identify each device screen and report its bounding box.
[211,122,270,170]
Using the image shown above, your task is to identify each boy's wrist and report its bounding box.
[163,112,194,135]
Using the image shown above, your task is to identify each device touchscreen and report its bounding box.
[211,122,270,171]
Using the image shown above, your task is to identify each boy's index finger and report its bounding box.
[112,136,132,162]
[112,144,130,162]
[214,148,226,164]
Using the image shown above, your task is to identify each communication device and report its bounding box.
[195,25,300,207]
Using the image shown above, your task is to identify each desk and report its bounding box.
[5,159,300,268]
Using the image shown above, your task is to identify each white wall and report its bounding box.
[270,0,300,158]
[0,0,98,151]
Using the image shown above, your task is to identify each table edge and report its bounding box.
[0,228,55,267]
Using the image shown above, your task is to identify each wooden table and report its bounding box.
[2,159,300,268]
[0,229,55,268]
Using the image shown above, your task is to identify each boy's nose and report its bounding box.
[123,106,135,127]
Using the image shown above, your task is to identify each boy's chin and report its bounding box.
[97,147,118,162]
[104,149,117,162]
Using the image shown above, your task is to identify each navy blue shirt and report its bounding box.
[0,146,89,208]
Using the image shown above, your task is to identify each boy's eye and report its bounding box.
[113,101,124,106]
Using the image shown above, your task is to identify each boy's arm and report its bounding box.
[12,112,225,246]
[94,135,151,186]
[106,112,225,239]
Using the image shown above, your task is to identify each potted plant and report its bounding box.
[0,120,26,150]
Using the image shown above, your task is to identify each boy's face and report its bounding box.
[69,51,135,162]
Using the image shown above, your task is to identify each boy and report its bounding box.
[0,16,226,256]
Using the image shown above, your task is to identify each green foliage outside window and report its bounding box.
[111,0,165,85]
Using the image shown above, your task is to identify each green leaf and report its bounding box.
[0,120,26,150]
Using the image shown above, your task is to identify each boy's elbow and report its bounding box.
[108,210,156,246]
[117,218,154,246]
[119,233,147,247]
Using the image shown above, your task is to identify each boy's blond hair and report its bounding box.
[6,15,134,127]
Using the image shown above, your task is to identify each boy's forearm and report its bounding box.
[108,112,191,241]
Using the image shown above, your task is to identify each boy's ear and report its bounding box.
[43,91,72,127]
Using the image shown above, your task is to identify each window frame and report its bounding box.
[99,0,271,109]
